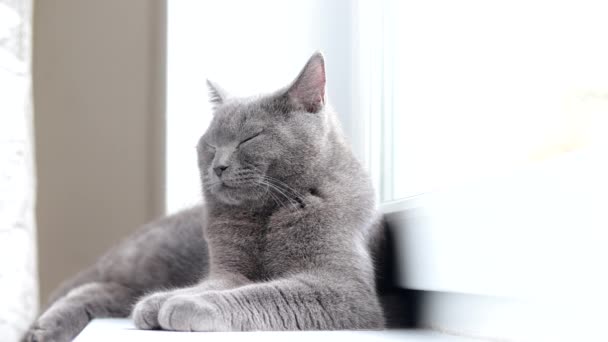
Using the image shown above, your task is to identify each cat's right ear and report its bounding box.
[206,79,228,109]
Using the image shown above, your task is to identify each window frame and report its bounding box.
[353,0,608,298]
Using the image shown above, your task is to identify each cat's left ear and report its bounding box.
[286,52,326,113]
[206,79,229,109]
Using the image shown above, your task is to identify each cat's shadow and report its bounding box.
[378,220,421,329]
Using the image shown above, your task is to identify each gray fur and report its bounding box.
[23,52,384,341]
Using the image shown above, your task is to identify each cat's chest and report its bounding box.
[256,211,326,276]
[208,202,328,278]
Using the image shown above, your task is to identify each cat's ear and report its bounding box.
[286,52,326,113]
[206,79,229,109]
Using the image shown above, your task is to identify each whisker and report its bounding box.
[262,176,307,204]
[262,176,321,231]
[202,180,222,186]
[263,176,306,198]
[257,180,308,225]
[259,181,288,210]
[262,181,300,210]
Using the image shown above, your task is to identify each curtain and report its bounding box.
[0,0,37,341]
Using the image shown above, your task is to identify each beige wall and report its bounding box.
[33,0,166,304]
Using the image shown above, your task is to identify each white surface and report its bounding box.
[74,319,479,342]
[0,0,37,341]
[415,291,608,342]
[383,149,608,340]
[385,148,608,298]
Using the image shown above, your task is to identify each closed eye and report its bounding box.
[239,132,262,146]
[202,141,216,151]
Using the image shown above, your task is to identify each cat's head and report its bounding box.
[197,52,336,206]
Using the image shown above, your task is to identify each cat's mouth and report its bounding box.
[207,178,268,205]
[219,182,236,189]
[214,178,258,191]
[204,171,268,204]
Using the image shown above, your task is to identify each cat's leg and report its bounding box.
[132,272,251,330]
[23,205,209,341]
[23,282,138,342]
[154,272,384,331]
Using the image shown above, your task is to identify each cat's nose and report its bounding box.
[214,165,228,177]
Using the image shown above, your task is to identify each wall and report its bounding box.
[33,0,165,304]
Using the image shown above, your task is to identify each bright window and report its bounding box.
[374,0,608,202]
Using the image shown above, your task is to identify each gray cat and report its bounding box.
[24,52,385,341]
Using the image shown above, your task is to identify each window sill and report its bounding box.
[74,319,480,342]
[381,148,608,340]
[382,148,608,298]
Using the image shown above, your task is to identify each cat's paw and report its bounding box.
[157,294,226,332]
[22,326,71,342]
[132,291,173,330]
[22,306,88,342]
[22,327,50,342]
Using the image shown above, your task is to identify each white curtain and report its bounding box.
[0,0,38,341]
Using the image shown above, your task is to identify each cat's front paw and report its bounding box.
[22,326,50,342]
[157,294,227,332]
[22,326,53,342]
[22,306,88,342]
[132,291,173,330]
[22,325,73,342]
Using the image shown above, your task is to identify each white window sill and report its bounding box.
[381,148,608,340]
[74,319,480,342]
[383,148,608,298]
